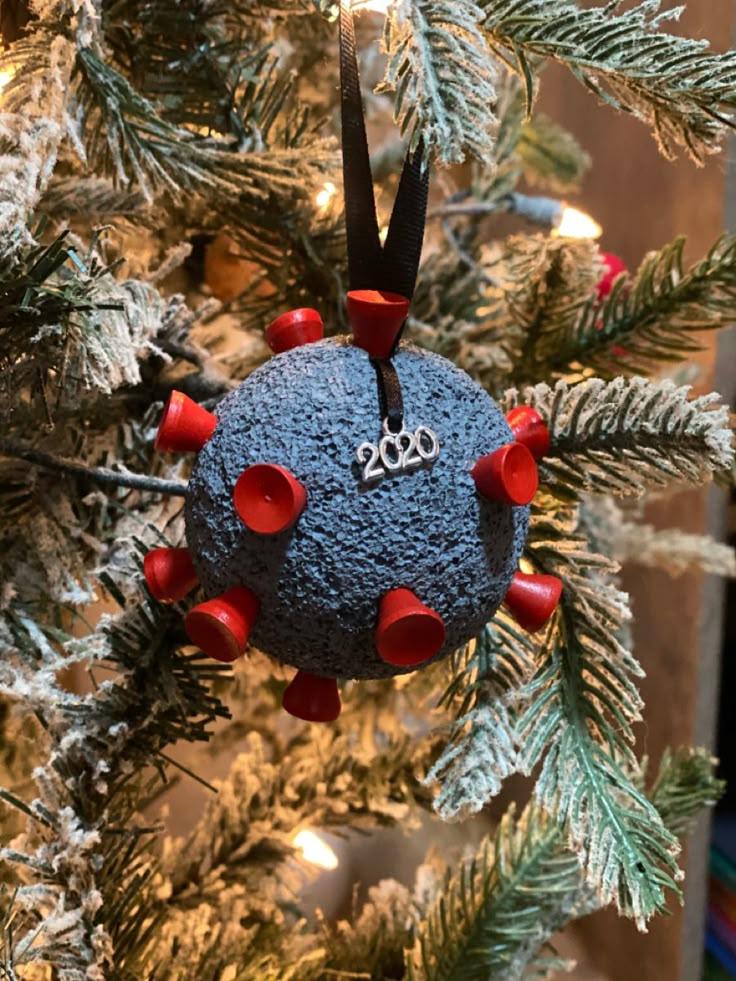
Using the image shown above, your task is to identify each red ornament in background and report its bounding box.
[595,252,628,357]
[596,253,627,301]
[505,407,551,461]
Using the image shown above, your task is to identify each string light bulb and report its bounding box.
[554,205,602,240]
[315,181,337,214]
[0,66,16,93]
[292,830,339,870]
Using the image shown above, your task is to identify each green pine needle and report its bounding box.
[505,377,734,502]
[409,747,722,979]
[548,236,736,377]
[483,0,736,161]
[379,0,498,164]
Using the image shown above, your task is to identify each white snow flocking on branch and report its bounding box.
[379,0,497,164]
[505,377,734,498]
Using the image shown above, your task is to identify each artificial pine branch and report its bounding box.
[581,497,736,578]
[70,48,334,258]
[0,440,188,497]
[502,235,601,386]
[0,580,231,973]
[649,747,725,836]
[0,232,183,416]
[408,747,722,981]
[425,614,538,821]
[518,112,591,193]
[379,0,497,164]
[39,177,148,221]
[482,0,736,162]
[0,29,74,248]
[505,377,734,501]
[317,879,413,981]
[406,803,583,981]
[520,507,681,926]
[546,235,736,378]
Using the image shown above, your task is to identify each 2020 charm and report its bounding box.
[356,419,440,485]
[143,292,562,724]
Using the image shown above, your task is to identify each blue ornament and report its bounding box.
[146,299,560,722]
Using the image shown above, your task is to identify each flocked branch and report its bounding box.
[483,0,736,161]
[379,0,497,164]
[505,377,734,501]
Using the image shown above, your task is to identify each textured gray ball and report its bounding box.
[185,338,529,679]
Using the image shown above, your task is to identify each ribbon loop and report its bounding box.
[339,1,429,302]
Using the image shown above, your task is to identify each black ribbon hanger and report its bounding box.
[339,0,429,432]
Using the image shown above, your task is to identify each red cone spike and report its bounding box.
[185,586,260,663]
[282,671,341,723]
[144,547,199,603]
[505,406,551,461]
[155,391,217,452]
[472,443,538,506]
[504,572,562,633]
[347,289,410,359]
[233,464,306,535]
[265,308,324,354]
[375,588,446,667]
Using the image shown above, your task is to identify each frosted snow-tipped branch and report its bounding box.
[583,498,736,578]
[483,0,736,161]
[519,508,679,927]
[379,0,497,164]
[505,378,734,500]
[425,616,538,821]
[549,235,736,378]
[0,35,74,252]
[410,748,721,980]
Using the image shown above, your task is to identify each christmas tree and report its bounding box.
[0,0,734,977]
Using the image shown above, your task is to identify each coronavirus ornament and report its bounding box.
[146,292,561,722]
[144,2,562,724]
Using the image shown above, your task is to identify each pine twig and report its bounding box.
[505,378,734,501]
[0,440,188,497]
[483,0,736,161]
[378,0,497,164]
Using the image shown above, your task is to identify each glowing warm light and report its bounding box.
[315,181,337,213]
[0,67,16,92]
[293,830,339,870]
[379,224,389,245]
[354,0,392,12]
[554,205,602,240]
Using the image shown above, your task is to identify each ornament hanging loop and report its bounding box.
[338,0,429,302]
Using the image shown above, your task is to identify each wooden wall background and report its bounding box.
[539,2,736,978]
